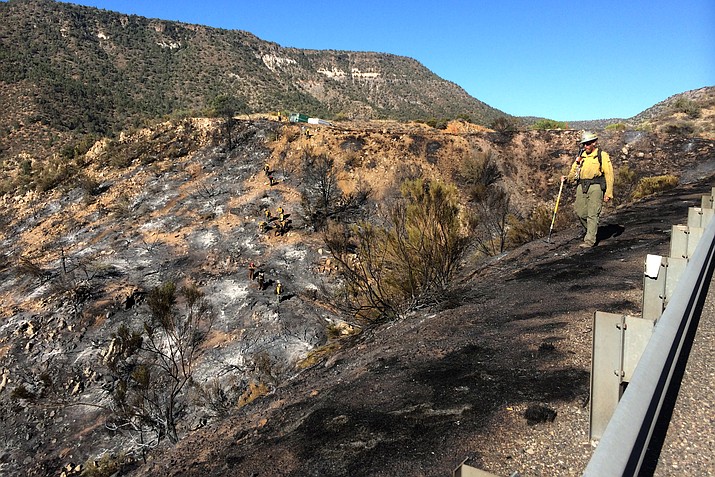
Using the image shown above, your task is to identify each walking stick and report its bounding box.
[547,177,566,243]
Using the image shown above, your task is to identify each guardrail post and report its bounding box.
[643,255,667,320]
[669,224,703,259]
[688,206,714,228]
[701,189,715,209]
[642,254,688,320]
[589,313,655,440]
[452,460,509,477]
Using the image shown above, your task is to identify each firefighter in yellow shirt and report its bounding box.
[566,131,614,248]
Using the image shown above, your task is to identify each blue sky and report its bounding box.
[60,0,715,120]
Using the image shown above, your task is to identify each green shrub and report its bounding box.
[34,157,77,192]
[60,135,97,161]
[605,123,626,131]
[425,118,449,129]
[672,97,701,118]
[614,164,638,205]
[82,453,129,477]
[20,159,32,176]
[325,179,469,320]
[506,206,553,247]
[632,175,678,199]
[531,119,568,130]
[635,123,654,132]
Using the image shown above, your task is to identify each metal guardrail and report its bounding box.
[583,209,715,476]
[454,189,715,477]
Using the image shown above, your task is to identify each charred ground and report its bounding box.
[137,177,715,477]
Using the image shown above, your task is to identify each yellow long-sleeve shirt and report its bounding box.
[568,148,614,200]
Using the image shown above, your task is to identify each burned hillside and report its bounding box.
[0,116,714,476]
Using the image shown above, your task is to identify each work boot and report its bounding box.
[579,242,594,248]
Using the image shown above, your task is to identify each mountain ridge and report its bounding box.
[0,0,506,134]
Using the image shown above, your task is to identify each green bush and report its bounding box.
[34,157,77,192]
[614,164,638,204]
[60,135,97,161]
[531,119,568,130]
[325,179,469,320]
[82,453,129,477]
[506,206,552,247]
[632,175,678,199]
[672,97,701,118]
[605,123,626,131]
[417,117,449,129]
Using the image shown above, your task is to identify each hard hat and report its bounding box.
[579,131,598,144]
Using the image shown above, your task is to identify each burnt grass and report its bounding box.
[135,177,715,476]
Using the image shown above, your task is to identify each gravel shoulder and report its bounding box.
[654,269,715,476]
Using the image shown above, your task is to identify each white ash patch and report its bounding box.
[286,250,307,265]
[102,256,140,275]
[73,245,100,258]
[26,282,54,301]
[196,345,250,381]
[274,340,314,364]
[72,345,102,366]
[189,229,219,249]
[138,218,168,232]
[210,279,249,307]
[242,237,259,252]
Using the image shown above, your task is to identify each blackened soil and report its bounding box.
[134,176,714,477]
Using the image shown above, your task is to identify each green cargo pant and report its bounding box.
[574,183,604,246]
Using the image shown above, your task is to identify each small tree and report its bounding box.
[209,94,247,149]
[506,206,553,247]
[106,281,215,454]
[531,119,568,130]
[390,179,467,294]
[300,151,371,230]
[326,179,469,320]
[672,97,701,119]
[471,185,510,256]
[459,150,511,256]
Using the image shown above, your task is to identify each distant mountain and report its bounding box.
[627,86,715,136]
[0,0,507,136]
[569,87,715,136]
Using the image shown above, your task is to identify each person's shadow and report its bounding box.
[597,224,625,243]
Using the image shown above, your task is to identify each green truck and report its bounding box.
[289,113,309,123]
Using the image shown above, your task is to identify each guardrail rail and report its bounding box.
[583,187,715,476]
